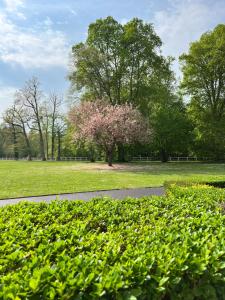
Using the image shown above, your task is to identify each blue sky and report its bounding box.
[0,0,225,114]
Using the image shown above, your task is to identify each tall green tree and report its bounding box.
[69,16,175,161]
[69,17,123,104]
[151,98,193,162]
[180,24,225,159]
[69,17,172,109]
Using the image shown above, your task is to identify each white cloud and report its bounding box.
[70,9,77,16]
[43,16,54,28]
[3,0,26,19]
[153,0,225,74]
[0,85,16,116]
[3,0,24,11]
[0,13,69,69]
[120,18,128,25]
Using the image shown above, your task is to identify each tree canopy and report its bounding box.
[69,17,174,113]
[69,101,150,166]
[180,24,225,159]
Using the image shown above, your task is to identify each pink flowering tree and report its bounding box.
[69,101,150,166]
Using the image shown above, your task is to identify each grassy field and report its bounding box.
[1,160,225,199]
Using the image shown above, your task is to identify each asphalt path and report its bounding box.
[0,187,164,207]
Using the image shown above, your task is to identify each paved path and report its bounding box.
[0,187,164,207]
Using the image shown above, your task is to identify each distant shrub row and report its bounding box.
[1,184,225,299]
[164,180,225,189]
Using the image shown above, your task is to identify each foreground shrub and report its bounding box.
[1,186,225,299]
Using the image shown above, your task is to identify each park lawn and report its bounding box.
[1,160,225,199]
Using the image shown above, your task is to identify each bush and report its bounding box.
[1,186,225,299]
[205,181,225,188]
[164,180,225,190]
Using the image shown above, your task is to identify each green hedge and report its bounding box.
[164,180,225,189]
[1,185,225,299]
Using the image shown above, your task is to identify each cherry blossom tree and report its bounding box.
[69,101,150,166]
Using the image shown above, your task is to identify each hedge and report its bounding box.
[1,185,225,299]
[164,180,225,189]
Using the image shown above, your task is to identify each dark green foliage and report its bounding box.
[69,16,193,160]
[1,185,225,299]
[69,16,168,108]
[180,24,225,159]
[150,99,193,162]
[164,180,225,189]
[206,181,225,188]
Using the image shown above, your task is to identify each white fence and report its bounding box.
[132,156,159,161]
[132,156,211,161]
[0,156,215,162]
[0,156,89,161]
[169,157,198,161]
[51,157,89,161]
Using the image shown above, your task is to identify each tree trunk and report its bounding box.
[27,154,32,161]
[51,131,55,160]
[51,116,55,160]
[12,125,19,160]
[160,148,168,163]
[24,135,32,161]
[37,121,46,161]
[46,131,49,160]
[22,125,32,161]
[107,149,113,166]
[57,130,61,161]
[89,145,96,162]
[40,133,46,161]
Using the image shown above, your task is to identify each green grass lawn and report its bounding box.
[1,160,225,199]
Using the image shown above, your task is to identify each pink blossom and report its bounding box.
[69,101,150,165]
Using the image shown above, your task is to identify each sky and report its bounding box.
[0,0,225,115]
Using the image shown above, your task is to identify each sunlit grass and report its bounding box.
[1,161,225,199]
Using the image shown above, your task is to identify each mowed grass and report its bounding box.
[1,160,225,199]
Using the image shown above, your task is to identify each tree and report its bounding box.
[69,17,171,107]
[42,102,50,159]
[69,101,150,166]
[3,107,19,160]
[49,93,63,160]
[2,79,65,161]
[55,116,67,161]
[0,126,5,157]
[70,17,123,104]
[180,24,225,159]
[17,77,46,161]
[3,98,33,160]
[151,99,193,162]
[69,17,173,161]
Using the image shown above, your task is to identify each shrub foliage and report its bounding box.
[1,185,225,299]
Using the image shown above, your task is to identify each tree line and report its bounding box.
[1,78,66,161]
[1,17,225,163]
